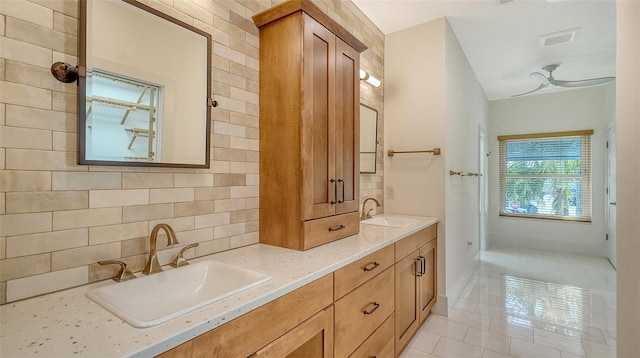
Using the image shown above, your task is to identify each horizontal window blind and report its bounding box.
[498,130,592,222]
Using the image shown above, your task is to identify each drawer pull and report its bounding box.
[329,224,346,232]
[363,302,380,315]
[363,261,380,272]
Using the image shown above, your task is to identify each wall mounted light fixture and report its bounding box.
[359,69,381,88]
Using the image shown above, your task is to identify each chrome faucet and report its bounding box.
[143,223,179,275]
[361,197,382,220]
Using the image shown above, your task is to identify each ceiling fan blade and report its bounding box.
[530,72,551,86]
[512,83,548,97]
[554,77,616,88]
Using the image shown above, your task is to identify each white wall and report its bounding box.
[443,21,489,309]
[487,86,611,256]
[615,1,640,355]
[384,18,488,315]
[385,17,448,311]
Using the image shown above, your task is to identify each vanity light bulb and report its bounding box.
[359,69,368,80]
[366,75,381,88]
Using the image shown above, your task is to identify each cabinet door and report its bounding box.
[253,306,334,358]
[419,239,437,323]
[334,38,360,215]
[301,14,337,221]
[395,250,420,356]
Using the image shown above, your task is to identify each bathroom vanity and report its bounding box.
[0,216,438,357]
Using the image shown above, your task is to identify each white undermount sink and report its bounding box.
[361,215,418,228]
[87,260,271,328]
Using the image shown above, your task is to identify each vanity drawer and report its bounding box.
[349,314,394,358]
[157,274,333,358]
[334,244,394,300]
[334,267,394,357]
[301,212,359,250]
[395,224,437,262]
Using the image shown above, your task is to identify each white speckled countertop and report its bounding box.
[0,215,438,357]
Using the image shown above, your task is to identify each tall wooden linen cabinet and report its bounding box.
[253,0,367,250]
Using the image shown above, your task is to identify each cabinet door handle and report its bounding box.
[337,179,344,204]
[363,261,380,272]
[363,302,380,315]
[419,256,426,275]
[328,224,345,232]
[415,258,423,277]
[330,179,337,205]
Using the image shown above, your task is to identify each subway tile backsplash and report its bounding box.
[0,0,384,304]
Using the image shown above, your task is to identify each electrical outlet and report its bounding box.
[387,186,395,199]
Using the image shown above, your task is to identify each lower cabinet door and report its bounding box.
[395,250,420,356]
[419,239,437,324]
[253,305,334,358]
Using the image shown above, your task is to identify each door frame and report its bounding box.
[478,126,488,252]
[606,124,617,269]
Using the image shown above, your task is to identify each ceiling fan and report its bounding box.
[513,64,615,97]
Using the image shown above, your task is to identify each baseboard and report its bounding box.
[432,258,480,317]
[489,234,606,257]
[432,295,449,316]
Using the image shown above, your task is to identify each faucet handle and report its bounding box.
[170,243,199,268]
[98,260,136,282]
[365,208,375,219]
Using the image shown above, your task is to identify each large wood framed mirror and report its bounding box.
[78,0,212,168]
[360,104,378,174]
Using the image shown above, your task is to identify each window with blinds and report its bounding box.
[498,130,593,222]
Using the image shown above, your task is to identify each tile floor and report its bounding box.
[401,247,617,358]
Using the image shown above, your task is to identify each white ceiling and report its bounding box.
[352,0,616,100]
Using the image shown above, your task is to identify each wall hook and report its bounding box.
[50,62,79,83]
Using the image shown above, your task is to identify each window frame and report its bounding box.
[498,130,593,222]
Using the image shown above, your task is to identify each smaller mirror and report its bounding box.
[360,104,378,174]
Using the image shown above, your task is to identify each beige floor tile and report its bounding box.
[464,327,511,355]
[483,349,512,358]
[455,297,479,312]
[408,327,441,353]
[400,347,440,358]
[434,337,483,358]
[562,352,586,358]
[510,338,561,358]
[534,328,585,357]
[581,340,616,358]
[425,315,469,341]
[450,309,492,330]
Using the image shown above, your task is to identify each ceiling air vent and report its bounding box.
[539,27,580,47]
